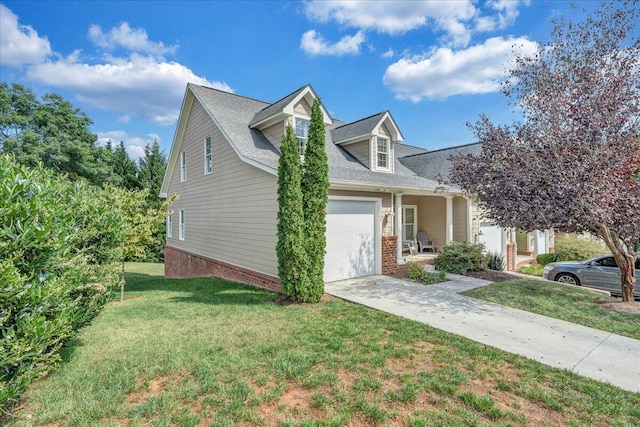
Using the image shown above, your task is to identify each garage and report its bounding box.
[479,222,502,255]
[324,198,380,282]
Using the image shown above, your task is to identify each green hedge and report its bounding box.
[1,156,124,410]
[554,234,608,261]
[435,242,487,275]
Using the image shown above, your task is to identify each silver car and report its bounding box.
[543,254,640,299]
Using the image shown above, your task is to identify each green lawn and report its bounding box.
[464,279,640,340]
[7,263,640,426]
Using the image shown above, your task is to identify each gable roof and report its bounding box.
[399,142,482,181]
[160,83,461,198]
[331,111,403,144]
[249,84,331,128]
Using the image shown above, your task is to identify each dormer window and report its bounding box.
[295,117,310,155]
[376,136,389,169]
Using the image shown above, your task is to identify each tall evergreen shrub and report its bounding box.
[301,99,329,302]
[276,126,310,300]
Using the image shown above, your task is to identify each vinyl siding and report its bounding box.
[166,100,279,277]
[262,121,285,149]
[294,98,312,117]
[346,139,371,168]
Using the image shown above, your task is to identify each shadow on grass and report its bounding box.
[124,271,279,307]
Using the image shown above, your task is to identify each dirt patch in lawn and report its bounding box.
[595,300,640,314]
[465,270,520,283]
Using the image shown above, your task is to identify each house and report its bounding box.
[160,83,477,291]
[398,142,554,266]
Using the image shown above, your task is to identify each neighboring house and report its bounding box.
[160,83,475,290]
[398,143,554,265]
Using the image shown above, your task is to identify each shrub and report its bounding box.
[435,242,487,275]
[536,253,558,266]
[554,234,608,261]
[518,264,544,276]
[0,156,124,410]
[406,262,446,284]
[487,252,505,271]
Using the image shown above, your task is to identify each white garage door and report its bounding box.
[324,199,377,282]
[479,222,502,255]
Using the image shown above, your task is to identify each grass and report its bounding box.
[7,263,640,426]
[464,279,640,340]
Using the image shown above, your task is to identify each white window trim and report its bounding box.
[402,205,418,241]
[166,213,172,238]
[294,117,310,155]
[179,209,185,241]
[376,136,390,171]
[204,136,212,175]
[180,151,187,182]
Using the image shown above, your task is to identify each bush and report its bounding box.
[554,234,608,261]
[435,242,487,275]
[518,264,544,276]
[407,262,447,284]
[0,156,124,410]
[536,253,558,266]
[487,252,505,271]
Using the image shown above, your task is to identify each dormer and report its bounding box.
[331,111,404,173]
[250,85,332,154]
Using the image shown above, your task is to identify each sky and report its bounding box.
[0,0,601,160]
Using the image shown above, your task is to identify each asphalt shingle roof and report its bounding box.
[189,83,447,192]
[398,142,482,181]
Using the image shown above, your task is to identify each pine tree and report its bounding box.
[301,99,329,302]
[138,140,167,203]
[276,125,310,300]
[111,141,140,189]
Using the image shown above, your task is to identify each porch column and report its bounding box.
[395,193,403,263]
[533,229,540,256]
[445,196,453,244]
[466,197,473,243]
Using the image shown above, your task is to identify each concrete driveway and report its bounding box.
[324,274,640,393]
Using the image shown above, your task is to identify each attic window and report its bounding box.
[376,136,389,169]
[295,117,309,155]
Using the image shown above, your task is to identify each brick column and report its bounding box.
[506,243,516,271]
[382,236,398,275]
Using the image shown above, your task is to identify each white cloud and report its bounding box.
[300,30,365,56]
[382,48,395,59]
[304,0,529,48]
[96,130,158,160]
[0,4,51,67]
[26,51,231,126]
[88,22,178,57]
[383,36,538,101]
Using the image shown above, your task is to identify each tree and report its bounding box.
[276,125,310,301]
[111,140,140,189]
[301,99,329,302]
[0,83,102,184]
[450,2,640,301]
[138,140,167,203]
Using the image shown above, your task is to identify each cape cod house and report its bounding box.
[160,83,478,291]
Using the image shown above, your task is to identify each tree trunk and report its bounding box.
[619,254,636,302]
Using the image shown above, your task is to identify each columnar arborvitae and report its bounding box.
[276,125,310,299]
[301,99,329,302]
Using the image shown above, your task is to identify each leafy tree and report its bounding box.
[450,2,640,301]
[301,99,329,302]
[276,125,310,301]
[0,83,103,184]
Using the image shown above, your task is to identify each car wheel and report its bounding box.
[555,273,580,286]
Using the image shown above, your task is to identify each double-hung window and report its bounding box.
[376,136,389,169]
[179,209,185,241]
[180,151,187,182]
[204,136,212,174]
[166,213,172,238]
[295,118,310,155]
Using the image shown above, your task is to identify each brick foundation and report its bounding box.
[164,246,282,293]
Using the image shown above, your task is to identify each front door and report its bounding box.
[402,205,417,241]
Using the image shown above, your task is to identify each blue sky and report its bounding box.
[0,0,598,160]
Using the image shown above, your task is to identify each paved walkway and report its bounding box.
[324,274,640,393]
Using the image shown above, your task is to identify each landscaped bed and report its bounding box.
[7,263,640,426]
